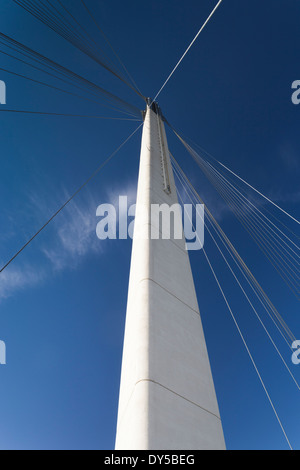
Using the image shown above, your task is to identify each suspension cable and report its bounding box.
[0,123,142,274]
[172,130,300,298]
[13,0,145,100]
[0,32,141,117]
[176,185,293,450]
[0,109,140,120]
[80,0,144,98]
[153,0,223,102]
[173,127,299,225]
[172,156,297,347]
[0,64,138,119]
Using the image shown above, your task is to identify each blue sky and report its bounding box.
[0,0,299,450]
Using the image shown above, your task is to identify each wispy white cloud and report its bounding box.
[40,193,103,272]
[0,179,138,302]
[0,189,102,301]
[268,189,300,205]
[105,181,137,207]
[0,265,45,301]
[279,142,300,172]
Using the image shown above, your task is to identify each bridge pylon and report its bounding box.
[115,103,226,450]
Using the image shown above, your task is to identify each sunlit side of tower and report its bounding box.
[115,103,225,450]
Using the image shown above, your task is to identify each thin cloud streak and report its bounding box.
[0,265,45,301]
[0,180,138,302]
[0,189,102,301]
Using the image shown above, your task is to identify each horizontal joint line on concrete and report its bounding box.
[134,222,188,255]
[138,277,200,317]
[135,378,221,421]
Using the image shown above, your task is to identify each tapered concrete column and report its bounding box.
[115,104,226,450]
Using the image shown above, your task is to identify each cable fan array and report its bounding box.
[0,0,146,119]
[172,131,300,301]
[0,0,145,269]
[172,155,297,359]
[12,0,144,98]
[0,31,142,118]
[171,154,298,451]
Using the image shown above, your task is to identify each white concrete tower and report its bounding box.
[115,103,226,450]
